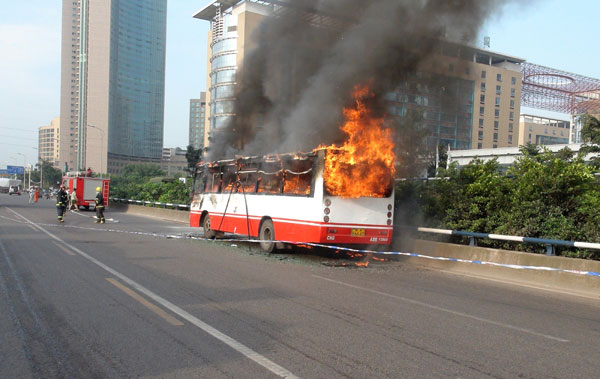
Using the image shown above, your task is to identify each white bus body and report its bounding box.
[190,150,394,250]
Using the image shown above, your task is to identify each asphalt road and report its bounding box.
[1,194,599,378]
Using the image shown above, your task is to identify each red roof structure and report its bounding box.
[521,62,600,115]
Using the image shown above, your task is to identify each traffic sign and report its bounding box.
[7,165,24,175]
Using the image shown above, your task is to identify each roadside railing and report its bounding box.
[415,227,600,256]
[110,197,190,211]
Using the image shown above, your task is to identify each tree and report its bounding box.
[109,164,166,199]
[28,159,63,189]
[520,142,540,158]
[579,114,600,168]
[426,143,448,177]
[185,145,202,175]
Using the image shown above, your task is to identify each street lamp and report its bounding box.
[88,124,105,175]
[16,152,27,190]
[30,147,41,189]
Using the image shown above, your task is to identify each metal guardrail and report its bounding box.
[417,227,600,255]
[110,197,190,210]
[111,197,598,256]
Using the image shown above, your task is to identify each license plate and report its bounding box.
[351,228,365,237]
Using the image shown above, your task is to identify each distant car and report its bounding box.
[9,186,21,196]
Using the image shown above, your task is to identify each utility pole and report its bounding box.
[17,153,26,190]
[88,124,105,174]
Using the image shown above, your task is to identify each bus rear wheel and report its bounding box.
[202,214,216,239]
[259,219,276,253]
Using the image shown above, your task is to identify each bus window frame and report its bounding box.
[193,165,208,194]
[281,155,316,197]
[194,152,319,197]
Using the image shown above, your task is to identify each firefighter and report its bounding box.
[56,186,68,223]
[94,187,105,224]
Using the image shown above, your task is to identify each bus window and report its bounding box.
[193,167,206,193]
[222,165,238,193]
[257,160,282,194]
[257,172,282,194]
[283,157,314,195]
[207,167,221,193]
[238,170,258,193]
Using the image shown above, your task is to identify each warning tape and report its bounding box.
[1,214,599,277]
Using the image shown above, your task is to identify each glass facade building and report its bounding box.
[208,10,238,132]
[108,0,167,161]
[189,95,206,149]
[387,73,474,150]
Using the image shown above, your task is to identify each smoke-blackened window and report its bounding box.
[282,157,314,196]
[193,167,207,193]
[221,164,237,193]
[257,161,283,194]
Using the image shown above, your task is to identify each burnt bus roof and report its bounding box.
[194,148,326,169]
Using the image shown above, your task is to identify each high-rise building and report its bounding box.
[388,46,523,150]
[59,0,167,175]
[194,1,523,153]
[194,1,273,149]
[189,93,206,150]
[39,117,61,168]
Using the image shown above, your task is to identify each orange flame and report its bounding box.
[319,85,395,198]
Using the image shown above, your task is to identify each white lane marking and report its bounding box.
[312,275,569,343]
[106,278,184,326]
[52,241,76,256]
[6,207,299,379]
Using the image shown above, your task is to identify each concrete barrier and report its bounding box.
[404,239,600,299]
[110,203,189,224]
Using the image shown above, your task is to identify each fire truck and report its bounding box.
[61,172,110,210]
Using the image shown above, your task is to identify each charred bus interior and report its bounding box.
[193,151,318,197]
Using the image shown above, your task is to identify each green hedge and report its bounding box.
[397,147,600,260]
[109,164,192,205]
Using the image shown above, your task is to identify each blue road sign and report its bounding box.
[0,169,8,175]
[7,165,24,175]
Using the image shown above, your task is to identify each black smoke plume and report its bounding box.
[208,0,519,162]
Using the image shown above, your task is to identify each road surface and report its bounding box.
[1,194,599,378]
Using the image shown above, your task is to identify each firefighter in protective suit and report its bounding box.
[94,187,105,224]
[56,186,68,223]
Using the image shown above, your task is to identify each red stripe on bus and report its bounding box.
[189,211,391,229]
[189,212,392,244]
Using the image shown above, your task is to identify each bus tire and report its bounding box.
[202,213,216,239]
[259,219,276,253]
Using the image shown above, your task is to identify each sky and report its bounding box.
[0,0,598,169]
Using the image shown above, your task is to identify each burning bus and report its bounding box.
[190,85,396,252]
[190,148,393,252]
